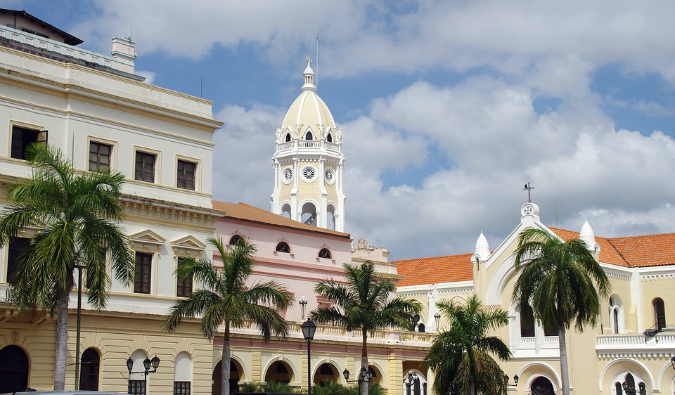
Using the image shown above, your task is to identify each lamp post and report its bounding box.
[299,296,308,320]
[74,264,84,390]
[301,319,316,395]
[434,312,441,332]
[343,367,374,383]
[126,355,160,395]
[504,374,519,388]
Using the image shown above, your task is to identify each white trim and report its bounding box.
[598,358,655,392]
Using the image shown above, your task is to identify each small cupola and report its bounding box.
[301,56,317,92]
[472,231,490,263]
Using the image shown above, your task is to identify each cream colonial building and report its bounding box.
[0,9,223,394]
[396,201,675,395]
[270,57,346,232]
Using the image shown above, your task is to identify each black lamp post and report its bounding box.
[504,374,519,388]
[126,355,160,394]
[299,296,308,320]
[301,319,316,395]
[671,355,675,370]
[343,367,374,383]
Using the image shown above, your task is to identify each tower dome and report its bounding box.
[271,58,346,232]
[473,231,490,263]
[580,219,600,253]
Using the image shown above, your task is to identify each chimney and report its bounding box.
[111,37,137,74]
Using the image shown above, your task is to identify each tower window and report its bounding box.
[326,133,333,143]
[229,235,242,246]
[653,297,666,331]
[276,242,291,253]
[177,160,197,190]
[305,132,313,140]
[318,248,332,259]
[285,133,291,142]
[302,166,317,182]
[134,252,152,294]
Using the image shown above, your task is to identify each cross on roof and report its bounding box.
[523,182,535,202]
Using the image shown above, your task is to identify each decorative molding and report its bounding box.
[171,235,206,258]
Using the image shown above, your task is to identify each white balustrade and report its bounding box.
[0,283,14,303]
[276,141,341,153]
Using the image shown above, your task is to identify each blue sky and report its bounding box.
[8,0,675,259]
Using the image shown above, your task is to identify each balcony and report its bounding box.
[229,320,435,347]
[0,283,13,304]
[596,333,675,359]
[275,140,341,154]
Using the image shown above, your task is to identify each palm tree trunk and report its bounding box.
[53,288,70,390]
[558,322,570,395]
[469,381,476,395]
[361,330,368,395]
[222,322,231,395]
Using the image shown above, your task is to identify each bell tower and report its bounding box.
[271,58,346,232]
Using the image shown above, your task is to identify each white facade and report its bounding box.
[270,58,346,232]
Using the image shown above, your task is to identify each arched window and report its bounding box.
[229,235,242,246]
[281,204,291,219]
[418,323,425,333]
[326,205,336,231]
[305,132,313,140]
[318,248,331,259]
[615,382,623,395]
[520,305,535,338]
[301,202,317,226]
[174,352,192,395]
[285,133,291,142]
[80,348,100,391]
[609,295,623,334]
[128,350,148,395]
[276,242,290,254]
[326,133,333,143]
[653,298,666,331]
[624,373,636,394]
[531,377,555,395]
[0,345,29,393]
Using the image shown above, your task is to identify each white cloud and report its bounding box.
[135,70,156,84]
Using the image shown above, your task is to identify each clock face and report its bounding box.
[282,168,293,184]
[302,166,317,182]
[325,168,335,184]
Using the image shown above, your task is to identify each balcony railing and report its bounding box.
[596,333,675,357]
[228,320,435,345]
[275,140,341,153]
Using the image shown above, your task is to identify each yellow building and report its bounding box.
[396,201,675,394]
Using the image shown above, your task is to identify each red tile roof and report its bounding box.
[395,253,474,287]
[395,230,675,287]
[212,201,351,239]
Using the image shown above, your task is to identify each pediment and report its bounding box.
[171,235,206,250]
[129,229,166,245]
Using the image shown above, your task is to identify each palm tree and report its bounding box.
[513,228,610,395]
[311,261,421,395]
[164,236,293,395]
[0,144,134,390]
[426,295,511,395]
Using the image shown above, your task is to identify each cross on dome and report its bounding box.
[523,182,535,202]
[302,56,316,91]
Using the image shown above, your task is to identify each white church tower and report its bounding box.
[271,57,346,232]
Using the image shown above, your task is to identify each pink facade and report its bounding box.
[213,201,353,322]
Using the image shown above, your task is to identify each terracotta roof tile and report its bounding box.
[395,253,473,287]
[212,201,351,239]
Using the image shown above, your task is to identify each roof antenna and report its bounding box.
[555,197,559,236]
[200,77,203,98]
[316,34,319,88]
[130,26,132,41]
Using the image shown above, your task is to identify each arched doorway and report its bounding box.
[368,365,382,385]
[0,345,29,393]
[80,348,100,391]
[265,360,293,384]
[402,370,427,395]
[212,359,243,395]
[313,363,339,386]
[531,376,556,395]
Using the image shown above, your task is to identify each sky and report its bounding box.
[7,0,675,260]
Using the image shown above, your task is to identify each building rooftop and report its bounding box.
[212,201,351,239]
[395,230,675,287]
[0,8,83,45]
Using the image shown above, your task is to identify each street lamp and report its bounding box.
[299,296,308,320]
[126,355,160,394]
[504,374,519,387]
[342,367,374,383]
[301,319,316,395]
[434,312,441,332]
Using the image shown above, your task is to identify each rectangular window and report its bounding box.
[177,160,196,190]
[135,151,156,183]
[174,381,191,395]
[11,126,47,160]
[128,380,146,395]
[176,260,193,298]
[89,142,112,172]
[134,252,152,294]
[7,237,30,285]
